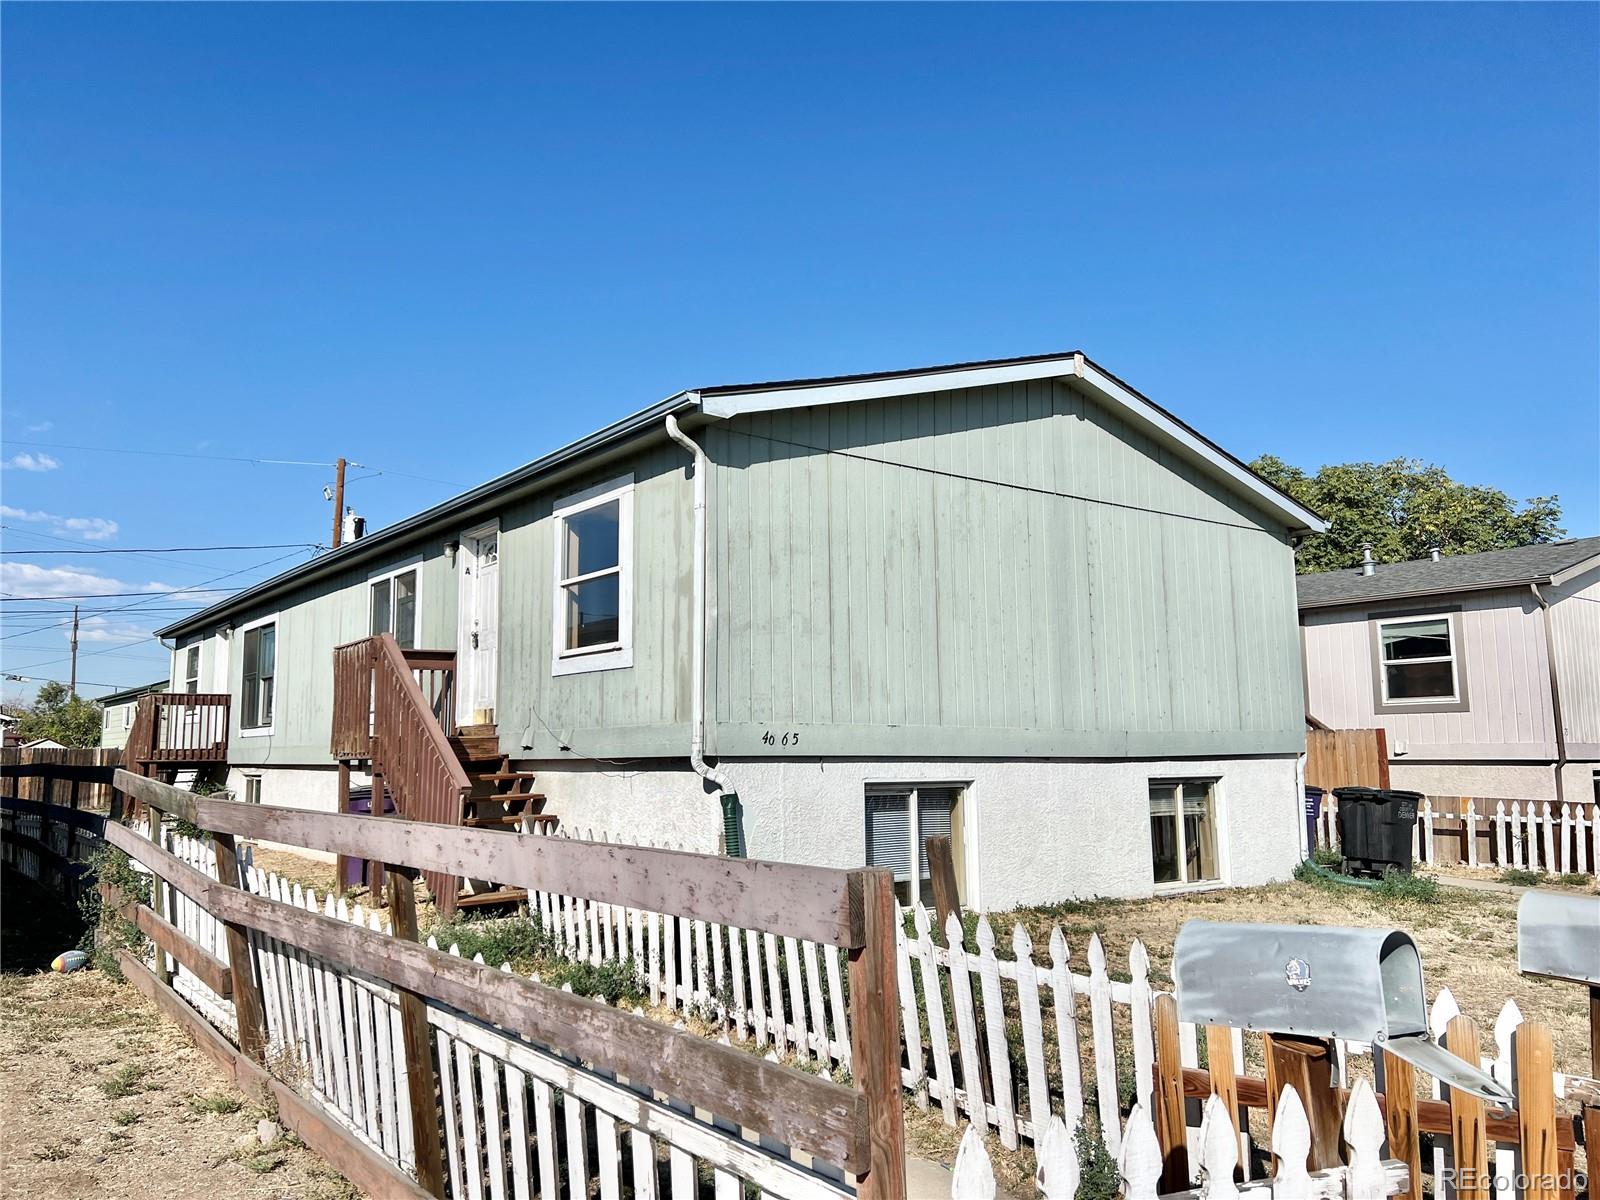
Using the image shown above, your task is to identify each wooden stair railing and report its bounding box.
[367,633,472,917]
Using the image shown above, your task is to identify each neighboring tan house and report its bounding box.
[99,680,167,751]
[1299,537,1600,806]
[156,352,1325,909]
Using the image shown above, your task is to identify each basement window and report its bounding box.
[243,774,262,805]
[865,785,964,908]
[239,617,277,735]
[1377,613,1459,703]
[551,476,633,676]
[1149,780,1221,888]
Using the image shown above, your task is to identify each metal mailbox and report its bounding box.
[1173,920,1512,1103]
[1517,889,1600,987]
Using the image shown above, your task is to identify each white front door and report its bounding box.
[457,525,500,725]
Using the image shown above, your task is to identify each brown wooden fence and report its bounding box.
[1306,727,1391,793]
[1,763,909,1200]
[0,746,121,809]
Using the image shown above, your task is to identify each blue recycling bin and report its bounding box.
[1304,786,1325,855]
[339,785,395,890]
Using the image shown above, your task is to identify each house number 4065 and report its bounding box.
[761,731,800,748]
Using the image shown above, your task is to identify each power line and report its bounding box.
[0,542,321,556]
[1,672,137,692]
[0,587,244,600]
[0,546,315,642]
[4,439,462,486]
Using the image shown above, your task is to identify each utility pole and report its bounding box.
[331,457,347,549]
[69,604,79,696]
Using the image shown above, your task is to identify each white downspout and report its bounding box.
[664,414,740,847]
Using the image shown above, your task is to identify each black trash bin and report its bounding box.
[1334,786,1423,878]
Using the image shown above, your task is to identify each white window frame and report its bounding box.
[242,773,263,805]
[550,475,634,677]
[238,613,279,738]
[863,782,967,909]
[1149,777,1228,893]
[368,557,424,650]
[1375,611,1461,706]
[122,704,133,730]
[183,644,201,694]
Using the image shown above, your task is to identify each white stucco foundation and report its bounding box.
[526,753,1304,910]
[226,753,1304,909]
[224,764,340,861]
[1386,761,1566,803]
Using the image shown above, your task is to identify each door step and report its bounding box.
[455,887,528,909]
[462,811,556,829]
[474,772,539,785]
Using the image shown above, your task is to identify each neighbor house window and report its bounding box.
[370,563,421,650]
[122,705,133,729]
[1376,613,1459,703]
[865,785,964,907]
[183,645,201,693]
[240,619,277,734]
[1149,780,1221,888]
[551,476,634,676]
[243,775,262,805]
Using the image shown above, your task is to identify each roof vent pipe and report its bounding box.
[1430,546,1442,563]
[1360,543,1376,576]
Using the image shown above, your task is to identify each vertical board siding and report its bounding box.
[1549,564,1600,749]
[495,443,692,758]
[1302,588,1559,760]
[706,379,1304,754]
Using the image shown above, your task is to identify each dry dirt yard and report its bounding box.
[0,867,361,1200]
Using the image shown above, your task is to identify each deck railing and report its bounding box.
[331,638,458,761]
[125,692,231,768]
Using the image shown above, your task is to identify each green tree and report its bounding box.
[15,681,103,748]
[1250,456,1564,575]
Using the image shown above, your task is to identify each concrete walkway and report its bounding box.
[906,1153,1025,1200]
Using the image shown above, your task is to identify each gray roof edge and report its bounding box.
[1296,538,1600,611]
[1297,575,1556,611]
[98,680,169,705]
[155,390,700,638]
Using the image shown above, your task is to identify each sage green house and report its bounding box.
[158,353,1325,908]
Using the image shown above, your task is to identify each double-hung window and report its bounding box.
[865,784,964,907]
[182,645,201,693]
[240,619,277,734]
[370,563,421,649]
[1149,780,1221,888]
[1376,613,1460,704]
[552,476,633,675]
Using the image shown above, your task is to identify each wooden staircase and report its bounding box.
[331,635,557,918]
[449,724,554,910]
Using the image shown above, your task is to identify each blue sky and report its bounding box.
[3,3,1596,699]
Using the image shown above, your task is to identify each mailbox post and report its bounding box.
[1517,891,1600,1175]
[1174,921,1514,1170]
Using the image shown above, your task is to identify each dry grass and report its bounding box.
[0,968,362,1200]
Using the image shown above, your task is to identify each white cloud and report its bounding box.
[3,452,61,472]
[76,616,155,644]
[0,562,134,598]
[0,504,119,541]
[26,422,54,433]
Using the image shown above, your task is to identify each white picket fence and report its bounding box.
[118,824,853,1200]
[951,1082,1405,1199]
[1316,794,1598,875]
[518,833,1169,1158]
